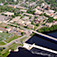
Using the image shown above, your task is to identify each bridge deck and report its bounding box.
[32,30,57,41]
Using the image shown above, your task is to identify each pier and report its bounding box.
[23,43,57,54]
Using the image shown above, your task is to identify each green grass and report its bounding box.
[20,37,27,43]
[8,43,23,50]
[0,42,5,45]
[1,43,23,57]
[0,32,12,41]
[5,35,21,43]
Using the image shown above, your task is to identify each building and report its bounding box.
[0,14,10,23]
[20,9,27,13]
[8,5,16,8]
[44,10,55,17]
[34,9,43,15]
[27,24,35,29]
[47,5,50,10]
[23,13,33,16]
[53,15,57,19]
[6,27,11,32]
[16,6,24,9]
[45,23,52,27]
[3,12,14,16]
[10,16,20,23]
[22,16,29,21]
[0,27,6,31]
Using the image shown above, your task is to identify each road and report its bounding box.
[5,22,57,41]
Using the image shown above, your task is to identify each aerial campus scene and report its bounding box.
[0,0,57,57]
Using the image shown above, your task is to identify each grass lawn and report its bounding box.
[1,43,23,57]
[5,35,21,43]
[0,32,12,41]
[20,37,27,43]
[8,43,23,50]
[0,42,6,45]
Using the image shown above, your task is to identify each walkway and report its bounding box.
[32,30,57,41]
[0,35,27,47]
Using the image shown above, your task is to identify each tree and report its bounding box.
[21,32,23,35]
[36,24,39,26]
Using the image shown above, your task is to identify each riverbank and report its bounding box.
[37,25,57,33]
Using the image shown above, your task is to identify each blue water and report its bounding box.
[8,47,45,57]
[8,31,57,57]
[26,34,57,51]
[47,31,57,38]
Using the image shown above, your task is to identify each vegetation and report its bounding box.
[5,35,21,43]
[45,0,57,11]
[0,32,11,41]
[20,37,27,43]
[27,8,35,15]
[36,24,39,26]
[44,13,55,22]
[0,43,22,57]
[30,33,35,36]
[37,25,57,33]
[0,42,5,45]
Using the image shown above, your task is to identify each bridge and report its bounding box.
[23,43,57,54]
[31,30,57,41]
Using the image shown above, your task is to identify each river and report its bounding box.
[8,31,57,57]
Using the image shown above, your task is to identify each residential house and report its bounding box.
[34,9,43,15]
[53,15,57,19]
[8,5,16,8]
[6,27,11,32]
[22,16,29,21]
[27,24,35,29]
[3,12,14,16]
[45,23,52,27]
[20,9,27,13]
[44,10,55,17]
[10,16,20,23]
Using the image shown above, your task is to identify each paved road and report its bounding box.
[6,22,57,41]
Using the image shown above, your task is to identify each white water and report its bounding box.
[30,50,57,57]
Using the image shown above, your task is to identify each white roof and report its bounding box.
[4,12,14,16]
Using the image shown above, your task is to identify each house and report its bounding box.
[18,29,23,32]
[24,21,31,25]
[0,27,6,31]
[41,3,45,7]
[3,12,14,16]
[27,24,35,29]
[34,9,43,15]
[16,32,22,36]
[6,27,11,32]
[10,16,20,23]
[53,12,57,19]
[45,23,52,27]
[22,16,29,20]
[0,14,10,23]
[53,15,57,19]
[20,9,27,13]
[23,13,33,16]
[34,16,46,24]
[44,10,55,17]
[23,31,28,35]
[16,6,24,9]
[17,19,25,25]
[8,5,16,8]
